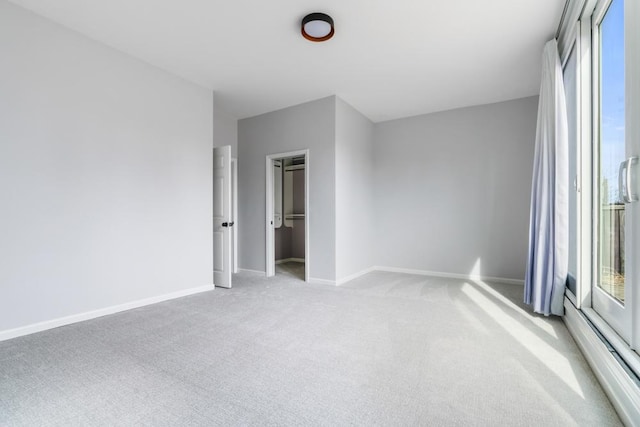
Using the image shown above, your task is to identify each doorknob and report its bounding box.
[222,222,229,227]
[619,156,639,203]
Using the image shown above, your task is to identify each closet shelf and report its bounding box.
[285,213,305,220]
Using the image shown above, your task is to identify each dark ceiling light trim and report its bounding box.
[301,13,334,42]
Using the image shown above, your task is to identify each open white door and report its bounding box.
[213,145,232,288]
[231,158,238,274]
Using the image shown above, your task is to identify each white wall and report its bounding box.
[237,97,336,281]
[214,95,238,157]
[335,98,375,281]
[0,2,214,333]
[373,97,538,281]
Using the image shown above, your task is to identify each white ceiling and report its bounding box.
[8,0,566,122]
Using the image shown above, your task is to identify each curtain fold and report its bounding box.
[524,39,569,316]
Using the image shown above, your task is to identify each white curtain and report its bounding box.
[524,39,569,316]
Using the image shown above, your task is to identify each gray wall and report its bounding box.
[213,95,238,157]
[335,98,375,281]
[0,2,214,332]
[373,97,538,280]
[238,97,335,281]
[275,227,292,260]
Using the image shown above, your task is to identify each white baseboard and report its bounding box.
[563,298,640,425]
[275,258,305,265]
[0,284,215,342]
[337,267,376,285]
[372,266,524,286]
[316,266,523,288]
[309,277,336,286]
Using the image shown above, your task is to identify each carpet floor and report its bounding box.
[0,269,622,426]
[275,261,305,281]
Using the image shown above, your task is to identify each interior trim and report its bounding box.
[557,0,586,63]
[0,284,215,342]
[309,278,336,286]
[563,297,640,424]
[336,267,376,286]
[582,306,640,378]
[373,266,524,286]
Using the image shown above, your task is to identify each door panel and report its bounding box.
[592,0,631,340]
[627,0,640,350]
[231,158,238,274]
[213,145,232,288]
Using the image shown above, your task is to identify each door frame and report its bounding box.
[265,149,310,282]
[589,0,632,341]
[591,0,631,341]
[558,0,640,414]
[231,158,238,274]
[575,0,640,372]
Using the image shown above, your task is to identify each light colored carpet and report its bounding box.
[0,270,621,426]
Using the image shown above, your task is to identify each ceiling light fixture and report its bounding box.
[301,13,334,42]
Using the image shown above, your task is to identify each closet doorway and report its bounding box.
[265,149,309,282]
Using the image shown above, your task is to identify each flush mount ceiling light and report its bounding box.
[301,13,334,42]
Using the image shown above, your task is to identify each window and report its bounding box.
[591,0,630,341]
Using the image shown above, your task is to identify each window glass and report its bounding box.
[597,0,625,303]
